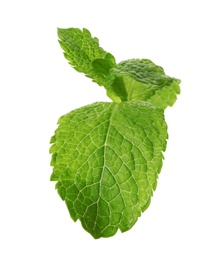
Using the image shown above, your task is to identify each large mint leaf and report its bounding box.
[58,28,116,87]
[50,102,167,238]
[106,59,180,107]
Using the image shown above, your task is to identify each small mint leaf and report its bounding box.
[58,28,116,87]
[106,59,181,107]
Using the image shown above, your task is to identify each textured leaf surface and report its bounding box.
[107,59,180,108]
[58,28,116,86]
[50,102,167,238]
[52,27,181,238]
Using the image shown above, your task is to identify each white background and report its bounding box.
[1,0,223,259]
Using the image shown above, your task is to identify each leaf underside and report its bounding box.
[50,102,167,238]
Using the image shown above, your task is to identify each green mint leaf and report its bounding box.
[51,27,181,238]
[106,59,180,108]
[58,28,116,87]
[50,102,167,238]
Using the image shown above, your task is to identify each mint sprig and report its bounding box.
[51,28,181,238]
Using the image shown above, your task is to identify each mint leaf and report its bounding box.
[51,27,181,238]
[106,59,180,108]
[58,28,116,86]
[50,102,167,238]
